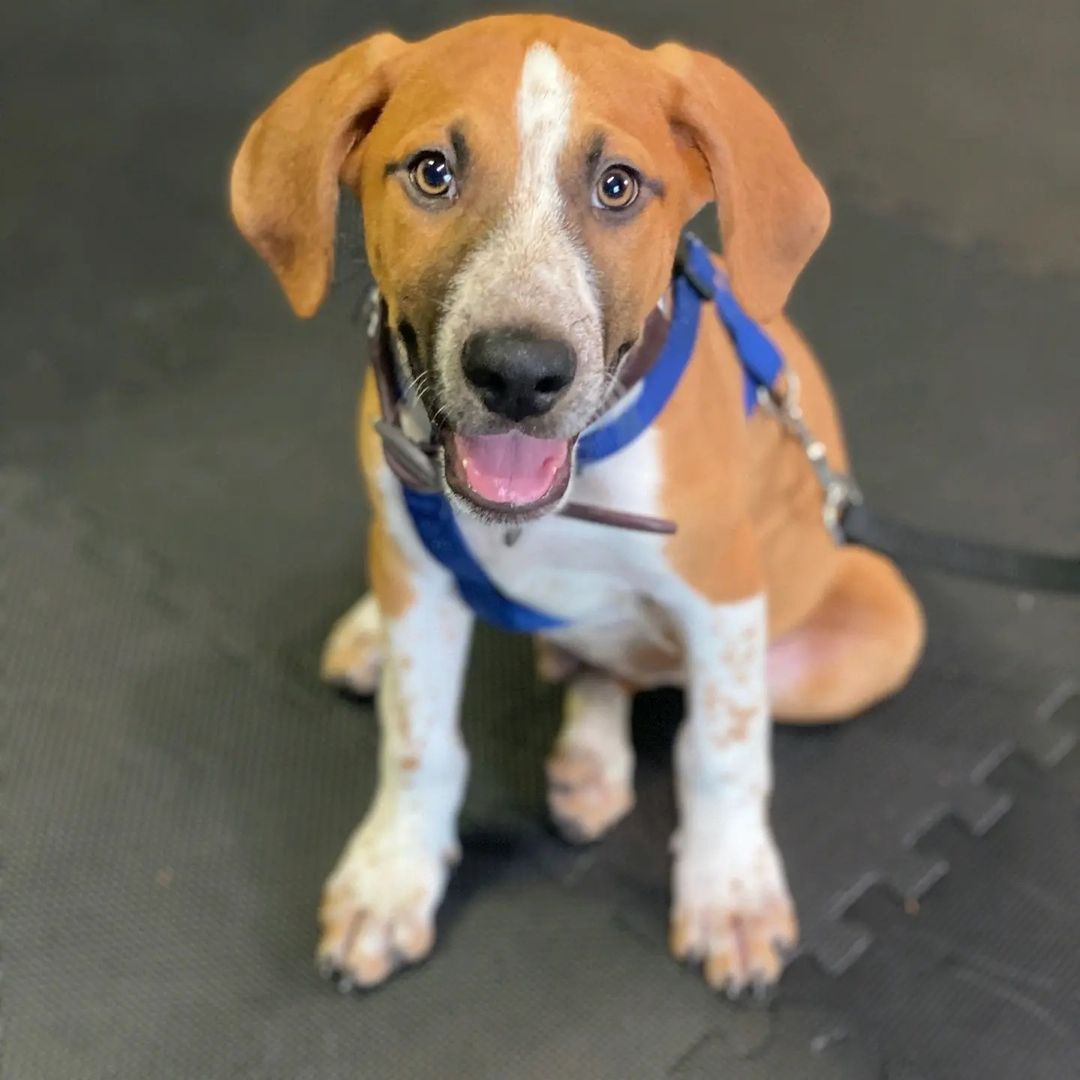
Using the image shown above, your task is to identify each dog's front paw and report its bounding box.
[670,825,797,996]
[317,824,454,990]
[320,593,383,695]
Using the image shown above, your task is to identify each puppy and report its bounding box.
[230,14,924,994]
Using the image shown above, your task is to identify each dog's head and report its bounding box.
[231,16,829,522]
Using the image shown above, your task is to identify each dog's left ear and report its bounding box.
[653,43,830,322]
[230,33,407,317]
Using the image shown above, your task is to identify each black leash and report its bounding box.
[841,503,1080,593]
[760,377,1080,595]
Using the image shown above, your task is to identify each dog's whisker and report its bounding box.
[402,369,429,399]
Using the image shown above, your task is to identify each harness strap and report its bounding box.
[673,233,785,412]
[577,247,704,464]
[401,487,571,631]
[713,275,785,415]
[576,235,785,465]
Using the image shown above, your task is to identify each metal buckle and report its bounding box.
[373,419,440,491]
[758,374,862,542]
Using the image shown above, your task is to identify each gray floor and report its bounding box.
[3,2,1078,1078]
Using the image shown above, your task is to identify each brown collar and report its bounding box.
[613,297,672,393]
[369,300,677,534]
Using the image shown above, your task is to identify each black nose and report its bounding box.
[462,330,576,422]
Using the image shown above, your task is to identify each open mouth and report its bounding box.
[442,431,575,520]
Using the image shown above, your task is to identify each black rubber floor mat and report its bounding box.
[749,742,1080,1080]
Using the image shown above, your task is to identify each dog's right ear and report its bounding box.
[652,43,829,322]
[230,34,406,317]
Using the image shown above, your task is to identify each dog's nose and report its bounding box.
[462,330,576,422]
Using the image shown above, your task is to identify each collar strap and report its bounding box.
[574,233,785,465]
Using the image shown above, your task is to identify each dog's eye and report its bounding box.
[595,165,639,211]
[409,152,455,199]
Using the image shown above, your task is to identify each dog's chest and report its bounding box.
[456,427,669,625]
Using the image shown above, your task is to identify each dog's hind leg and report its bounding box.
[768,547,925,723]
[320,591,384,695]
[547,672,635,843]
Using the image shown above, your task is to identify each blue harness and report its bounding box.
[398,234,786,632]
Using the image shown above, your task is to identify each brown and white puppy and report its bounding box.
[231,15,925,994]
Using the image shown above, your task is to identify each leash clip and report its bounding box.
[758,373,862,542]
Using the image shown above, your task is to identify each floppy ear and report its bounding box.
[229,33,406,317]
[652,43,830,321]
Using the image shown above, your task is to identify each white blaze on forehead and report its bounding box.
[515,43,574,223]
[505,42,597,329]
[433,41,604,437]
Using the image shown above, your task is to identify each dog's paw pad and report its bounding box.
[546,746,634,843]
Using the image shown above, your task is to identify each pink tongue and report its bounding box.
[453,432,569,505]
